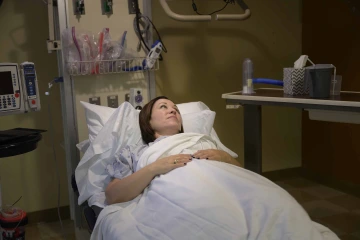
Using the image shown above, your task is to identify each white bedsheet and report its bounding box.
[91,133,339,240]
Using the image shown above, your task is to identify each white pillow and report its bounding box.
[90,102,142,155]
[182,110,215,136]
[177,101,210,115]
[177,102,238,158]
[81,102,116,142]
[76,102,142,206]
[80,101,237,157]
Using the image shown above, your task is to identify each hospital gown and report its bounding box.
[106,134,217,180]
[102,134,218,206]
[106,136,169,181]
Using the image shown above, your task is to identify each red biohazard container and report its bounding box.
[0,207,28,240]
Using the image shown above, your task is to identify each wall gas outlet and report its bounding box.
[74,0,85,15]
[102,0,113,15]
[107,95,119,108]
[128,0,137,14]
[129,88,144,110]
[125,93,130,102]
[89,97,101,105]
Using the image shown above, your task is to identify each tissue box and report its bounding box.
[283,68,309,95]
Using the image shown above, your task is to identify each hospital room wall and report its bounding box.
[302,0,360,185]
[152,0,303,171]
[0,1,69,213]
[67,1,149,145]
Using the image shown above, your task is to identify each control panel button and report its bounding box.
[31,100,36,105]
[15,93,19,98]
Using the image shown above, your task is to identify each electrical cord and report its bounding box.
[147,17,167,54]
[192,0,235,15]
[46,77,66,240]
[133,13,151,52]
[10,196,22,207]
[133,0,167,60]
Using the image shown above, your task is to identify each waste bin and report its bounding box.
[306,64,334,98]
[0,207,28,240]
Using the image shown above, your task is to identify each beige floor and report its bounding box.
[275,178,360,240]
[26,219,77,240]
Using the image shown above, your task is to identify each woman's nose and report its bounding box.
[169,109,176,114]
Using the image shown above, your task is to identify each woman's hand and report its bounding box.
[149,154,193,175]
[192,149,229,162]
[192,149,242,167]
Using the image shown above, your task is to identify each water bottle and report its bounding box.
[242,58,254,94]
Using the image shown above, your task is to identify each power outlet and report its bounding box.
[107,95,119,108]
[89,97,101,105]
[128,0,137,14]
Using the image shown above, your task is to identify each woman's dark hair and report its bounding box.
[139,96,184,144]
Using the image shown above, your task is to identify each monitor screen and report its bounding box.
[0,71,14,95]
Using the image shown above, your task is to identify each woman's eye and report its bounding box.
[160,105,167,109]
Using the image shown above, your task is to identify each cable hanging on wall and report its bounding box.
[133,0,167,60]
[192,0,235,16]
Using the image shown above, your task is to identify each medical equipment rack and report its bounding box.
[51,0,156,232]
[67,57,159,76]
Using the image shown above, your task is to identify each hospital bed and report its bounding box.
[74,100,340,239]
[74,100,236,233]
[71,174,99,233]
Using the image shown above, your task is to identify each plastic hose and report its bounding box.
[253,78,283,86]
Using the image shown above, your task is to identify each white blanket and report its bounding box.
[91,133,339,240]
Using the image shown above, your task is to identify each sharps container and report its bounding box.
[0,206,28,240]
[305,64,334,98]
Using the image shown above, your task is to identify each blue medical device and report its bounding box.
[0,62,41,116]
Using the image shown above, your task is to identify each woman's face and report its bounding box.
[150,99,182,138]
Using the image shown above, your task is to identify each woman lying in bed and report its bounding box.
[105,96,242,204]
[95,96,339,240]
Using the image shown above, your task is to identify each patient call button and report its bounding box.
[31,100,36,105]
[15,93,19,98]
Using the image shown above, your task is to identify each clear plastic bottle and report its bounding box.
[242,58,254,94]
